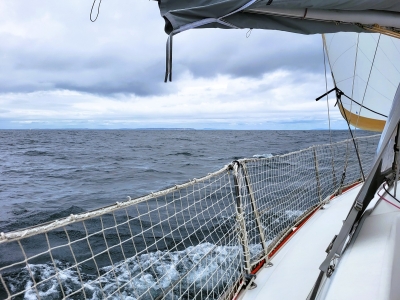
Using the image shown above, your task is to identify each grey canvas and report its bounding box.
[158,0,400,35]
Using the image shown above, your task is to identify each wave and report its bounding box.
[1,207,303,299]
[23,150,53,156]
[168,152,193,157]
[1,206,86,233]
[252,154,273,158]
[3,243,249,300]
[285,210,303,219]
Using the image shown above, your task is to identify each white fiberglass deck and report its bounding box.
[240,184,363,300]
[319,182,400,300]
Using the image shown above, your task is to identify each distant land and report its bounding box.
[0,128,357,131]
[120,128,196,131]
[1,128,197,131]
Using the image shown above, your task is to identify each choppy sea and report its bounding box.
[0,129,376,299]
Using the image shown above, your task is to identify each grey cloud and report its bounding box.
[0,1,172,97]
[179,48,323,79]
[173,29,324,80]
[0,1,325,97]
[0,38,172,96]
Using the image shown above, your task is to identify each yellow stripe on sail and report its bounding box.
[338,102,386,132]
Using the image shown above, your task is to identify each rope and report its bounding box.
[382,184,400,205]
[336,94,366,181]
[378,184,400,209]
[90,0,102,22]
[246,29,253,38]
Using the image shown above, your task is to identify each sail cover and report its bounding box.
[324,33,400,132]
[158,0,400,36]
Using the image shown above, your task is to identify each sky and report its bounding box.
[0,1,348,130]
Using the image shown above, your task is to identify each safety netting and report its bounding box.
[238,134,379,268]
[0,134,380,300]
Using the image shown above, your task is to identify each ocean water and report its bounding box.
[0,129,376,299]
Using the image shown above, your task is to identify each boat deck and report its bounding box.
[240,184,362,300]
[320,182,400,300]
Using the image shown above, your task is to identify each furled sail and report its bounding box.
[323,33,400,132]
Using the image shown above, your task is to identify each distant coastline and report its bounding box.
[0,128,368,131]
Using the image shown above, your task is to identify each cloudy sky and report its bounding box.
[0,1,348,130]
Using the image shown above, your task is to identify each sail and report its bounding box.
[323,33,400,132]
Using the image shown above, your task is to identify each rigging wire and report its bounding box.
[319,34,350,190]
[322,35,337,187]
[322,37,332,144]
[350,34,382,181]
[316,87,387,118]
[350,34,359,115]
[348,34,361,182]
[319,34,355,189]
[356,34,381,129]
[316,89,367,182]
[336,94,366,181]
[340,92,387,118]
[350,34,360,136]
[90,0,102,22]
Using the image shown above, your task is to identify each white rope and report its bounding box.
[0,165,231,243]
[171,0,257,35]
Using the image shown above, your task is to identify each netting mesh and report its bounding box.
[239,148,320,267]
[238,135,379,267]
[0,134,380,300]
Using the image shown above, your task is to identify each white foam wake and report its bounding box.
[252,154,273,158]
[6,243,246,300]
